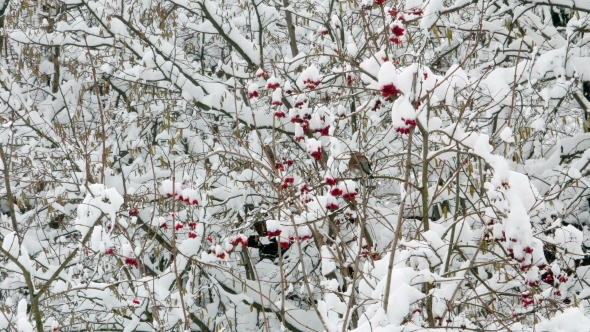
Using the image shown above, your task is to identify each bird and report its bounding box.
[348,152,373,178]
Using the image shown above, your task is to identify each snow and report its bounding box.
[2,1,590,331]
[2,232,19,257]
[421,0,445,29]
[536,307,590,332]
[378,61,398,87]
[272,88,283,105]
[300,65,321,89]
[320,245,336,276]
[473,134,510,187]
[359,50,386,83]
[500,126,515,143]
[75,184,124,238]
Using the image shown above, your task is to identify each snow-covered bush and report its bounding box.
[1,0,590,331]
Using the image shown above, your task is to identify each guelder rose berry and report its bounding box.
[280,177,295,190]
[381,84,398,98]
[125,258,139,268]
[248,83,259,99]
[389,24,404,44]
[301,65,321,89]
[331,187,343,197]
[283,81,294,94]
[326,195,339,210]
[295,123,305,142]
[392,97,416,134]
[299,183,310,194]
[290,108,304,123]
[521,291,534,307]
[325,177,338,186]
[399,98,417,127]
[230,235,248,247]
[391,24,404,37]
[339,180,358,201]
[266,220,282,237]
[378,61,398,99]
[256,67,267,78]
[267,76,280,90]
[272,88,283,106]
[307,139,322,161]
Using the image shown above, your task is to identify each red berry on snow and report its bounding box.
[391,25,405,37]
[380,84,398,98]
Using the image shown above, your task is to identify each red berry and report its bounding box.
[330,187,343,197]
[326,203,339,210]
[403,118,417,127]
[380,84,398,98]
[371,100,382,111]
[303,79,321,90]
[325,177,338,186]
[300,184,310,194]
[391,25,405,37]
[310,148,322,161]
[124,258,139,268]
[342,192,358,201]
[267,82,280,90]
[268,230,282,237]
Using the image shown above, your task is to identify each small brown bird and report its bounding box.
[348,152,373,178]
